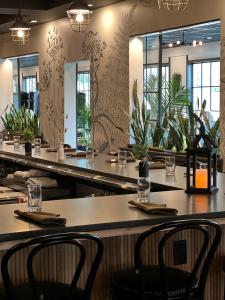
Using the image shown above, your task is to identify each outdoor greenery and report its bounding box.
[1,105,40,137]
[77,105,92,147]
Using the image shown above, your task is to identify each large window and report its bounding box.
[144,64,169,121]
[22,76,37,93]
[189,60,220,120]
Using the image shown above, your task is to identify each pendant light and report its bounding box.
[67,0,92,32]
[158,0,189,12]
[9,8,31,45]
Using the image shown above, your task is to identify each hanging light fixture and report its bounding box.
[158,0,189,12]
[67,0,92,32]
[9,9,31,45]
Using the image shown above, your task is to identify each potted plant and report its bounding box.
[22,128,34,156]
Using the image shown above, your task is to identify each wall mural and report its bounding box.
[220,36,225,170]
[82,31,107,149]
[82,6,136,153]
[40,26,65,147]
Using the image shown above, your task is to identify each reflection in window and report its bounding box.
[190,60,220,121]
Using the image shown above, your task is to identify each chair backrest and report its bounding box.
[134,219,221,300]
[1,232,104,300]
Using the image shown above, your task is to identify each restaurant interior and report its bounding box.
[0,0,224,299]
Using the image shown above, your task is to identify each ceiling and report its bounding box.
[0,0,124,34]
[144,21,221,50]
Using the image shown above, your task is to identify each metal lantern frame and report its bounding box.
[67,0,92,32]
[186,132,218,194]
[9,12,31,46]
[158,0,189,12]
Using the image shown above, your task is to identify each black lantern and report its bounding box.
[186,119,218,194]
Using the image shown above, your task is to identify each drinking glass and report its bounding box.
[118,150,127,167]
[34,138,41,153]
[27,184,42,212]
[165,156,176,175]
[13,135,20,150]
[137,177,151,202]
[0,133,3,145]
[86,146,94,161]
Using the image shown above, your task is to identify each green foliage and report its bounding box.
[77,105,92,147]
[22,128,35,142]
[1,105,40,137]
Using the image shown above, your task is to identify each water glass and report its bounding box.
[0,133,3,145]
[137,177,151,202]
[118,150,127,167]
[27,184,42,212]
[86,146,94,161]
[13,135,20,150]
[165,156,176,176]
[34,138,41,153]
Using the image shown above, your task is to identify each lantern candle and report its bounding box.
[195,168,208,188]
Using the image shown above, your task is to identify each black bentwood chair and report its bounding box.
[1,232,104,300]
[112,219,222,300]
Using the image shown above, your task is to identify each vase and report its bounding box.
[25,141,32,156]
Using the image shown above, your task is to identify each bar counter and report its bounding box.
[0,144,224,299]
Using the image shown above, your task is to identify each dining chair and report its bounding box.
[112,219,221,300]
[1,232,104,300]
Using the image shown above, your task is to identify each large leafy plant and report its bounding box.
[1,105,40,137]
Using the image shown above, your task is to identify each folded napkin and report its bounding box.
[106,157,136,163]
[135,162,165,170]
[149,162,165,169]
[46,148,76,153]
[66,151,86,157]
[66,151,98,158]
[128,200,178,215]
[14,210,66,226]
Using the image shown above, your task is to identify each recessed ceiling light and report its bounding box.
[206,37,212,40]
[88,4,93,7]
[30,20,38,24]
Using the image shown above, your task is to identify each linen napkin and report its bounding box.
[128,200,178,215]
[14,210,67,226]
[106,157,136,163]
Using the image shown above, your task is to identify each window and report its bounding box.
[144,64,169,120]
[22,76,37,93]
[77,72,90,107]
[77,72,91,148]
[189,60,220,121]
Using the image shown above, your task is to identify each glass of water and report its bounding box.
[13,135,20,150]
[165,156,176,176]
[86,146,94,161]
[137,177,151,202]
[118,150,127,167]
[34,138,41,153]
[27,184,42,212]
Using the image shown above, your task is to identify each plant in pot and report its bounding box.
[22,128,34,156]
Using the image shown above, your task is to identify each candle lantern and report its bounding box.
[186,119,218,194]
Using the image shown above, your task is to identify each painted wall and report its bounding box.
[0,0,224,160]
